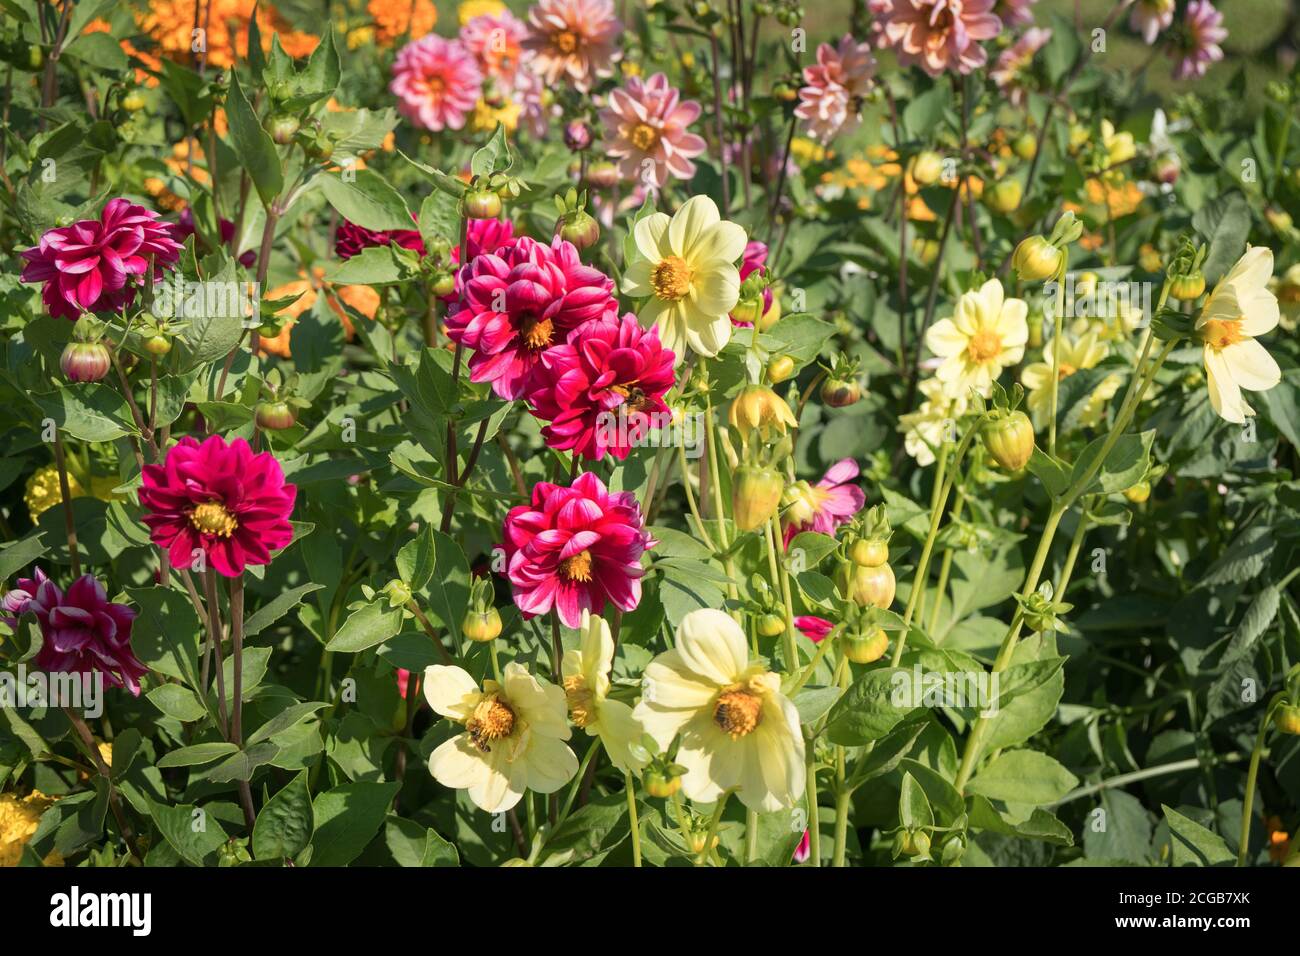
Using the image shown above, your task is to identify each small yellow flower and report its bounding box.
[1020,331,1122,429]
[0,791,58,867]
[633,609,805,812]
[925,278,1029,399]
[423,662,577,813]
[899,377,968,466]
[562,612,649,774]
[24,465,84,521]
[1196,246,1282,424]
[1101,120,1136,170]
[471,97,521,133]
[623,196,747,362]
[458,0,505,24]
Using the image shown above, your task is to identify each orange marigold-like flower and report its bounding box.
[136,0,317,70]
[368,0,437,46]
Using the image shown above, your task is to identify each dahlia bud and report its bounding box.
[820,376,861,408]
[255,399,298,431]
[585,161,620,189]
[729,384,797,440]
[911,150,944,187]
[849,538,889,568]
[462,606,503,643]
[60,341,112,383]
[835,561,896,609]
[1123,480,1151,504]
[767,355,795,383]
[732,464,784,532]
[1274,705,1300,736]
[1013,132,1037,161]
[556,209,600,250]
[756,613,786,638]
[982,410,1035,472]
[1012,235,1064,282]
[986,179,1022,215]
[464,188,502,220]
[431,272,456,297]
[642,769,682,799]
[563,120,592,151]
[121,90,146,112]
[1168,270,1205,301]
[143,333,173,357]
[755,293,782,332]
[381,579,413,608]
[841,625,889,664]
[1155,154,1180,185]
[265,112,300,145]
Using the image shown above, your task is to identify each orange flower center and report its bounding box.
[190,501,237,537]
[629,122,659,151]
[558,550,594,582]
[467,695,515,752]
[1200,318,1245,351]
[651,256,693,301]
[1057,362,1078,379]
[562,674,595,728]
[521,315,555,350]
[555,30,578,53]
[966,328,1003,363]
[713,686,763,738]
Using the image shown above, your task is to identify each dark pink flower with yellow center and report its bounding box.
[138,435,297,577]
[782,458,866,546]
[5,568,147,695]
[794,616,835,643]
[20,198,182,319]
[527,313,676,460]
[502,472,654,628]
[445,235,618,400]
[390,34,483,131]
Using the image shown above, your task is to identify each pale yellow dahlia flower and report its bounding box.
[925,278,1029,399]
[899,377,968,466]
[1195,246,1282,424]
[424,662,577,813]
[633,609,805,812]
[1020,331,1122,429]
[562,611,649,774]
[623,195,746,363]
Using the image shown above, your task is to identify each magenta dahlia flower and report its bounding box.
[445,235,618,400]
[794,34,876,142]
[138,435,297,577]
[502,471,654,628]
[782,458,866,546]
[1171,0,1226,80]
[20,198,183,320]
[879,0,1002,77]
[527,312,676,461]
[5,569,146,695]
[598,72,707,189]
[335,219,426,260]
[390,34,483,131]
[794,616,835,643]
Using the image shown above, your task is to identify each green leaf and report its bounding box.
[253,771,314,861]
[1192,193,1251,285]
[0,533,47,580]
[226,71,284,207]
[1069,430,1154,497]
[398,150,467,197]
[156,742,239,769]
[540,793,632,866]
[244,583,325,637]
[150,799,229,865]
[126,586,202,688]
[1027,447,1071,498]
[146,684,208,723]
[1221,586,1280,664]
[325,601,405,653]
[967,794,1074,846]
[245,701,328,747]
[323,244,408,285]
[310,782,400,866]
[1162,805,1234,866]
[825,667,921,746]
[793,685,842,726]
[385,817,460,866]
[967,750,1079,806]
[470,123,512,177]
[418,530,471,646]
[317,169,413,231]
[899,772,935,830]
[34,384,136,442]
[397,524,438,592]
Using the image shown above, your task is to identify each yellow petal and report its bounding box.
[423,665,481,721]
[668,195,720,255]
[676,608,747,684]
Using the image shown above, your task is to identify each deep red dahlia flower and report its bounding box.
[445,236,618,400]
[138,435,297,577]
[20,199,183,320]
[5,568,147,695]
[334,219,427,260]
[502,472,655,628]
[528,313,676,460]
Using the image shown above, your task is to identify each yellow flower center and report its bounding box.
[563,674,596,728]
[713,686,763,738]
[467,695,515,752]
[190,501,237,537]
[555,30,578,53]
[629,122,659,151]
[1057,362,1078,379]
[651,256,693,301]
[1200,317,1245,351]
[558,550,594,582]
[966,328,1003,363]
[521,315,555,350]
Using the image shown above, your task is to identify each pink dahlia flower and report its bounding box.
[20,198,183,320]
[1171,0,1225,80]
[794,616,835,643]
[139,435,297,577]
[994,0,1037,29]
[527,312,677,461]
[794,34,876,142]
[445,236,618,400]
[598,73,707,189]
[991,26,1052,106]
[461,10,528,87]
[335,219,426,260]
[1129,0,1175,45]
[782,458,867,546]
[6,569,146,695]
[880,0,1002,77]
[731,240,774,328]
[390,35,483,131]
[523,0,621,93]
[502,472,654,628]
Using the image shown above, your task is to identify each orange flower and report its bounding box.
[368,0,437,46]
[136,0,317,70]
[260,271,377,358]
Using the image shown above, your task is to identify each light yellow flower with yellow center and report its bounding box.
[623,195,746,363]
[561,612,649,774]
[472,97,521,133]
[1196,246,1282,424]
[1101,119,1136,171]
[633,609,805,812]
[423,661,577,813]
[898,377,968,466]
[925,278,1029,400]
[1020,331,1122,430]
[1273,262,1300,331]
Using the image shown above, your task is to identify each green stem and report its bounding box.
[1238,700,1282,866]
[695,791,731,866]
[804,742,820,867]
[766,514,798,669]
[927,486,967,636]
[626,772,643,867]
[831,656,851,867]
